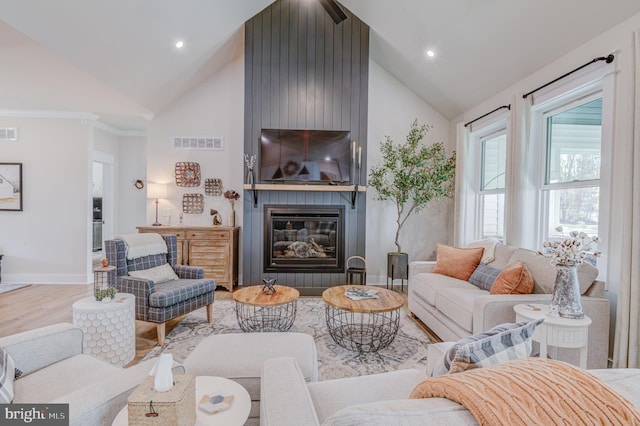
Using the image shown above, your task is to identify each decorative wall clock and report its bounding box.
[175,162,201,187]
[182,193,204,214]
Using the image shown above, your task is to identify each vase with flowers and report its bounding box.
[244,154,256,185]
[540,229,601,319]
[224,189,240,227]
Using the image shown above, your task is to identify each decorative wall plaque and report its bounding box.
[204,178,223,196]
[182,193,204,214]
[175,162,201,187]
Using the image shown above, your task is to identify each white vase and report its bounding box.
[548,264,583,319]
[228,206,235,227]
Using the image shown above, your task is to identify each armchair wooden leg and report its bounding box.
[157,323,166,346]
[206,303,213,323]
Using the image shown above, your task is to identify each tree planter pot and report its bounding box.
[387,252,408,291]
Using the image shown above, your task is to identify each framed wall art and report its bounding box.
[0,163,22,211]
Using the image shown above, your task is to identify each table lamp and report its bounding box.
[147,183,167,226]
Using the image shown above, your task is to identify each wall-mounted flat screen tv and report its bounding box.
[259,129,351,183]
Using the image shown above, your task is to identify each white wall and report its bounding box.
[366,60,453,283]
[116,135,146,235]
[0,116,92,284]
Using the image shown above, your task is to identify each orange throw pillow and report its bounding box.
[490,261,534,294]
[432,244,485,281]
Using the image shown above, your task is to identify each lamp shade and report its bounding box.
[147,183,167,199]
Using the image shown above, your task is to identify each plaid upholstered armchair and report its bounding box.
[104,234,215,345]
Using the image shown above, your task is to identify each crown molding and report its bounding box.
[0,109,99,121]
[92,120,146,137]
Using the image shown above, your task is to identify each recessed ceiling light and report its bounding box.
[175,41,184,49]
[426,50,435,58]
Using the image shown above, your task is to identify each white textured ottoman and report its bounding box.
[182,332,318,425]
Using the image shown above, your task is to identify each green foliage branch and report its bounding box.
[368,120,456,253]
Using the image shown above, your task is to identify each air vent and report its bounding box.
[0,128,18,142]
[172,136,224,151]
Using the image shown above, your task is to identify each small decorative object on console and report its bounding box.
[540,229,601,319]
[224,190,240,227]
[262,277,277,295]
[210,209,222,226]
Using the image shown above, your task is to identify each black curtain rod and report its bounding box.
[464,105,511,128]
[523,54,615,99]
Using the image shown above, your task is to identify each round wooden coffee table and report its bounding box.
[232,285,299,332]
[322,285,405,353]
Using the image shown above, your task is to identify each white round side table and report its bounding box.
[514,303,592,369]
[112,376,251,426]
[72,293,135,367]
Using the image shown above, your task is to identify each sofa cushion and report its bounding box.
[411,273,472,306]
[486,243,518,270]
[468,264,501,291]
[184,332,318,400]
[490,261,534,295]
[128,263,179,284]
[432,244,484,281]
[322,399,477,426]
[13,354,119,403]
[307,369,426,424]
[431,319,543,376]
[507,249,598,294]
[435,286,488,333]
[149,279,217,308]
[0,346,16,403]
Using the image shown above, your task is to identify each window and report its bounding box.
[542,96,602,241]
[479,131,506,239]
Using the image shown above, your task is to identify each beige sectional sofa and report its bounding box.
[260,356,640,425]
[408,243,610,368]
[0,323,165,426]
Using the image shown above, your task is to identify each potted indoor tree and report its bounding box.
[368,119,456,283]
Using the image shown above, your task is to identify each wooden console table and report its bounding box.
[137,226,239,291]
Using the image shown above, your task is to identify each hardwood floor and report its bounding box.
[0,284,233,365]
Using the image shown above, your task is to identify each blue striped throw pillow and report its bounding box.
[431,318,544,376]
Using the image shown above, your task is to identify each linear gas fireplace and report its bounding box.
[264,205,345,273]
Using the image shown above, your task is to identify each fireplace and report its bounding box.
[264,205,345,273]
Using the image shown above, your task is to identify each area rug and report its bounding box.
[142,299,431,380]
[0,284,30,295]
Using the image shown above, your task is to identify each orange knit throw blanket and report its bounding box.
[410,358,640,425]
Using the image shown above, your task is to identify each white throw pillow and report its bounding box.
[0,346,16,403]
[129,263,179,284]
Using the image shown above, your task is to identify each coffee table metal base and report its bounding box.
[235,301,297,332]
[325,305,401,353]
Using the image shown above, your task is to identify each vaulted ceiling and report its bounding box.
[2,0,640,130]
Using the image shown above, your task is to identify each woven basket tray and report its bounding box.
[128,374,196,426]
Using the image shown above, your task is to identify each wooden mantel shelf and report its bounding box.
[243,183,366,208]
[242,184,366,192]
